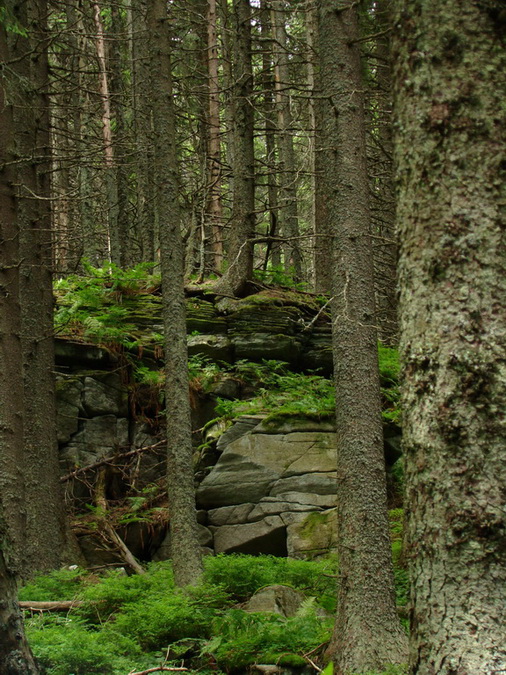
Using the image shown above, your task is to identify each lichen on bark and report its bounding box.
[393,1,506,673]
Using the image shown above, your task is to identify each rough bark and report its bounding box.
[259,0,281,270]
[392,2,506,673]
[146,0,204,586]
[214,0,255,297]
[368,0,398,344]
[271,0,302,281]
[5,0,68,576]
[318,1,408,672]
[312,0,333,295]
[0,8,43,672]
[93,1,120,265]
[131,0,156,263]
[205,0,224,273]
[0,552,39,675]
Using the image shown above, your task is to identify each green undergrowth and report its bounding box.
[54,264,400,424]
[200,346,400,436]
[21,524,407,675]
[54,261,162,351]
[22,555,336,675]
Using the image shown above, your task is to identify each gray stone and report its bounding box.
[270,473,337,496]
[187,334,233,362]
[198,524,214,548]
[212,515,287,555]
[208,503,255,526]
[132,422,157,449]
[152,524,213,561]
[247,499,319,523]
[56,377,84,409]
[208,377,242,400]
[252,418,336,435]
[232,333,301,364]
[55,339,117,368]
[216,416,263,451]
[57,400,80,445]
[217,431,336,476]
[60,416,129,468]
[284,508,338,559]
[265,492,337,509]
[196,454,278,508]
[83,375,128,416]
[243,585,308,618]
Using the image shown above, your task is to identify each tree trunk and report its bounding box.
[206,0,224,273]
[0,552,39,675]
[214,0,255,296]
[312,1,333,295]
[259,0,281,271]
[318,1,408,672]
[93,1,121,265]
[146,0,204,586]
[271,0,302,281]
[6,0,68,576]
[131,0,156,264]
[392,2,506,673]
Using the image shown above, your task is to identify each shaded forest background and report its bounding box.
[1,1,505,675]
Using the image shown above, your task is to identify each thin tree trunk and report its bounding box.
[271,0,302,281]
[131,0,156,263]
[259,0,280,271]
[318,1,408,672]
[146,0,204,586]
[206,0,224,273]
[312,2,332,295]
[393,2,506,673]
[214,0,255,296]
[93,1,120,265]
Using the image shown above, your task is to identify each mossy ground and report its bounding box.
[21,539,407,675]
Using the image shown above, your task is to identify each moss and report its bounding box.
[298,512,332,538]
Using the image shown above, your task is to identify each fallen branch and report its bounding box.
[60,440,165,482]
[127,668,188,675]
[95,467,146,575]
[19,600,83,611]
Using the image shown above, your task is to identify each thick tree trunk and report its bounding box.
[0,8,44,673]
[146,0,204,586]
[0,552,39,675]
[5,0,68,576]
[392,3,506,674]
[318,1,408,672]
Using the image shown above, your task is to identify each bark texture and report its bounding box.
[392,2,506,673]
[214,0,255,296]
[147,0,204,586]
[318,1,408,672]
[3,0,67,576]
[0,9,42,672]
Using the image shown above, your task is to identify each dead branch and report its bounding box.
[19,600,83,611]
[127,668,188,675]
[95,468,146,575]
[60,440,165,482]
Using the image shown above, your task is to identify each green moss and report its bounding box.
[298,511,332,538]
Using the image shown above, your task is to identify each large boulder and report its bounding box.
[197,417,339,558]
[242,585,308,618]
